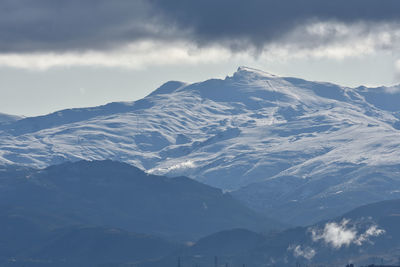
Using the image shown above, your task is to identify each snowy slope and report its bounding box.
[1,66,400,224]
[0,112,22,123]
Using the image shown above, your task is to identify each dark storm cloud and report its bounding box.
[0,0,163,52]
[149,0,400,49]
[1,0,400,52]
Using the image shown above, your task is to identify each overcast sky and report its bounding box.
[1,0,400,116]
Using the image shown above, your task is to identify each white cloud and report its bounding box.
[1,22,400,70]
[0,41,237,70]
[262,22,400,61]
[310,219,385,249]
[288,245,316,260]
[311,219,356,248]
[354,225,386,246]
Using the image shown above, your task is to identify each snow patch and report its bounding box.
[148,160,196,174]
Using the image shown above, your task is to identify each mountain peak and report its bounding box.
[235,66,278,78]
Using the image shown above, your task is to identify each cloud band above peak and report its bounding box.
[1,0,400,53]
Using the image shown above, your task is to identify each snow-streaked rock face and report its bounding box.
[1,66,400,224]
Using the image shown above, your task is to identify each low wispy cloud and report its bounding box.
[1,27,398,70]
[310,219,385,249]
[0,41,236,70]
[276,22,400,59]
[288,245,316,260]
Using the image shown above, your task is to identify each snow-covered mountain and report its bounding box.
[0,112,22,123]
[1,66,400,224]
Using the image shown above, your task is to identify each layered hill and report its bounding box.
[1,67,400,224]
[0,221,179,267]
[3,194,399,266]
[0,160,277,241]
[149,199,400,267]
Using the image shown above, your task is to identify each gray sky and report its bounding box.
[1,0,400,116]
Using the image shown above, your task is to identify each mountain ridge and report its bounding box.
[1,66,400,225]
[0,112,23,124]
[0,160,281,241]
